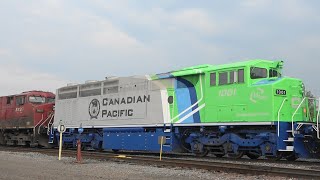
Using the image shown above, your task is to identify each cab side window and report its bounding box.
[6,96,13,105]
[16,96,25,106]
[250,67,267,79]
[219,72,228,85]
[210,73,216,86]
[269,69,279,78]
[238,69,244,83]
[210,69,245,86]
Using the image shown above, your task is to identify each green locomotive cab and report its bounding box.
[204,60,309,125]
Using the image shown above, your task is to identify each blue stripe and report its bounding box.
[253,78,282,85]
[175,77,200,123]
[156,72,174,79]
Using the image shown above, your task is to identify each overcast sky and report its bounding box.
[0,0,320,96]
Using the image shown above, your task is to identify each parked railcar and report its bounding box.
[52,59,318,160]
[0,91,55,147]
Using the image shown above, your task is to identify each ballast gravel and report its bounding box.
[0,151,287,180]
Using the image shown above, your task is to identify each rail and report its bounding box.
[277,98,287,136]
[2,146,320,179]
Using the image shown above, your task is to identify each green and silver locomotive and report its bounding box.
[53,59,318,160]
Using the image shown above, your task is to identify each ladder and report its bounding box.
[277,98,294,152]
[279,130,294,152]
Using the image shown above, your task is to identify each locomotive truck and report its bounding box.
[51,59,320,160]
[0,59,319,160]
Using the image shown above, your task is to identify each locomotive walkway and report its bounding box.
[1,146,320,179]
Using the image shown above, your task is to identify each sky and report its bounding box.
[0,0,320,96]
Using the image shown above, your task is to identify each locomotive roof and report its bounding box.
[152,59,283,79]
[0,91,55,98]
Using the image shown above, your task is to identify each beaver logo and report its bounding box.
[89,99,100,119]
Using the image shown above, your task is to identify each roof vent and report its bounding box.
[105,76,117,80]
[85,80,98,84]
[67,83,78,86]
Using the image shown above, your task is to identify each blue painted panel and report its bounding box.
[175,77,200,123]
[103,128,179,152]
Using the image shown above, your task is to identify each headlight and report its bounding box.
[36,109,44,113]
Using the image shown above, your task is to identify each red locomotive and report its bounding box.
[0,91,55,147]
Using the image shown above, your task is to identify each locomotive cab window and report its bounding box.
[230,71,238,84]
[269,69,280,78]
[46,97,55,103]
[6,96,13,104]
[16,96,25,106]
[238,69,244,83]
[250,67,267,79]
[219,72,228,85]
[29,96,45,104]
[210,73,216,86]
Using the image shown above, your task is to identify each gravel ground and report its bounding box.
[0,151,288,180]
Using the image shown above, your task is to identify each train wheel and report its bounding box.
[0,134,4,145]
[112,149,119,153]
[213,153,225,158]
[228,151,244,159]
[284,152,297,161]
[194,149,209,157]
[246,152,260,159]
[266,152,282,161]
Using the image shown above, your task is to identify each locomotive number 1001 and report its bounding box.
[276,89,287,95]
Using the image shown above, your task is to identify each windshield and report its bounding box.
[29,96,46,104]
[250,67,267,79]
[46,97,55,103]
[269,69,281,78]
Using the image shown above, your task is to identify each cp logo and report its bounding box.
[89,99,100,119]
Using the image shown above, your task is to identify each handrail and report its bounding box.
[37,112,54,134]
[291,97,306,137]
[277,98,287,136]
[317,97,320,139]
[33,114,44,137]
[47,114,55,135]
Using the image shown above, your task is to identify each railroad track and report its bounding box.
[1,146,320,179]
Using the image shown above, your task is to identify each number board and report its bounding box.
[276,89,287,95]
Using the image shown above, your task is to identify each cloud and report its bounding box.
[171,9,217,35]
[0,0,320,96]
[87,16,144,50]
[0,63,68,96]
[241,0,270,8]
[0,48,11,57]
[22,42,58,57]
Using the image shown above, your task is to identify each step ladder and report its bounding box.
[279,130,294,152]
[277,98,293,151]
